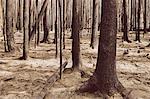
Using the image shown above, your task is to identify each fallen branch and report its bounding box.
[33,61,68,99]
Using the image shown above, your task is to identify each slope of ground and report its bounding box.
[0,30,150,99]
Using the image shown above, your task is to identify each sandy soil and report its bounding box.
[0,30,150,99]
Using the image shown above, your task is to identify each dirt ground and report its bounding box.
[0,30,150,99]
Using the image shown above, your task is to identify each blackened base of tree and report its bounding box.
[78,75,132,98]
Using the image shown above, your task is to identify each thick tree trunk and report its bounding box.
[6,0,15,52]
[80,0,130,98]
[72,0,81,70]
[94,0,124,94]
[1,0,7,52]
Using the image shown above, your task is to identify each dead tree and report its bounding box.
[90,0,97,49]
[122,0,131,43]
[135,0,141,42]
[22,0,29,60]
[40,6,50,43]
[130,0,133,30]
[58,0,63,79]
[55,0,58,58]
[144,0,147,34]
[79,0,132,98]
[6,0,15,52]
[72,0,81,70]
[29,0,49,43]
[1,0,7,52]
[18,0,23,31]
[63,0,66,49]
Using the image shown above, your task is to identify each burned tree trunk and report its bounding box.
[22,0,29,60]
[18,0,23,31]
[79,0,131,98]
[122,0,131,43]
[41,6,50,43]
[135,0,141,42]
[63,0,66,49]
[6,0,15,52]
[72,0,81,70]
[90,0,97,49]
[144,0,147,34]
[29,0,49,42]
[1,0,7,52]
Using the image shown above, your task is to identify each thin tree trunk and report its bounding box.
[22,0,29,60]
[134,0,137,30]
[90,0,97,49]
[19,0,23,31]
[50,0,53,31]
[63,0,66,49]
[144,0,147,34]
[135,0,141,42]
[55,0,58,58]
[123,0,131,42]
[29,0,49,42]
[130,0,133,30]
[58,0,63,79]
[41,6,49,43]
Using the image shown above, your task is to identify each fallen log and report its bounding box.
[32,61,68,99]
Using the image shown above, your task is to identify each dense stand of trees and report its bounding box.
[0,0,150,98]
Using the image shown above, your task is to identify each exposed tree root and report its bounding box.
[78,76,134,99]
[63,68,91,78]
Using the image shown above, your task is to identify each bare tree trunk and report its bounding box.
[122,0,131,43]
[6,0,15,52]
[134,0,137,31]
[41,6,49,43]
[36,0,40,45]
[22,0,29,60]
[144,0,147,34]
[1,0,7,52]
[63,0,66,49]
[29,0,49,42]
[72,0,81,70]
[58,0,63,79]
[50,0,53,31]
[130,0,133,30]
[90,0,97,49]
[79,0,131,98]
[55,0,58,58]
[18,0,23,31]
[135,0,141,42]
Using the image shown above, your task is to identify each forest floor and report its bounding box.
[0,30,150,99]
